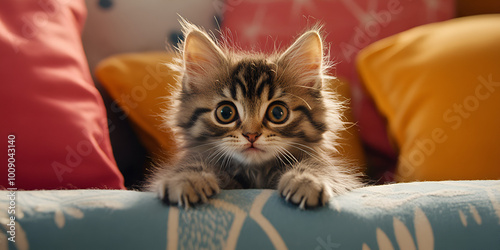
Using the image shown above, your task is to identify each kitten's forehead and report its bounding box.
[233,60,275,82]
[227,59,277,101]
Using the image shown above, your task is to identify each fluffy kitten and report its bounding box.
[149,21,362,209]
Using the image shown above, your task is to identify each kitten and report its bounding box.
[149,20,362,209]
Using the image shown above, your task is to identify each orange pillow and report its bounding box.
[96,52,179,162]
[357,15,500,181]
[96,52,365,169]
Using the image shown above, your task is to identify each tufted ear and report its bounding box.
[278,30,324,88]
[182,28,226,91]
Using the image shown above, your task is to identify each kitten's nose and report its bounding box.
[243,132,261,143]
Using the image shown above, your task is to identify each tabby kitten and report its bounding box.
[149,21,361,209]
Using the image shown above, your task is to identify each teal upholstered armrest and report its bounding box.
[1,180,499,249]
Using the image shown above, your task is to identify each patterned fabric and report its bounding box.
[1,181,499,249]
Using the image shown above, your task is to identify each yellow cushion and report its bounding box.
[357,15,500,181]
[95,52,179,161]
[95,51,366,170]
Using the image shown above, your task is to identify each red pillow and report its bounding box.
[0,1,125,189]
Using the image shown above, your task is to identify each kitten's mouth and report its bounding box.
[243,145,264,153]
[238,144,272,164]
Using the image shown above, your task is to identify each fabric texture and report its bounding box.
[0,1,124,189]
[1,181,499,249]
[357,15,500,182]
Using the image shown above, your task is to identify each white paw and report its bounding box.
[277,171,332,209]
[157,171,220,208]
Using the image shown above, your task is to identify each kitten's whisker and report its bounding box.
[277,146,296,166]
[206,147,220,161]
[216,145,231,171]
[189,141,221,148]
[279,146,299,164]
[221,150,229,169]
[221,149,234,172]
[286,143,332,166]
[272,147,287,167]
[292,142,333,162]
[225,150,236,172]
[220,152,229,172]
[214,146,230,165]
[282,92,312,110]
[208,144,232,166]
[276,154,287,167]
[275,147,292,166]
[206,144,223,160]
[288,141,324,155]
[207,147,225,165]
[188,141,222,151]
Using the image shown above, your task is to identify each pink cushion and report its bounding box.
[222,1,454,181]
[0,1,125,189]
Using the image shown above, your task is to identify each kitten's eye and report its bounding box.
[215,102,238,124]
[267,102,289,124]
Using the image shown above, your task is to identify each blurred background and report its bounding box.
[81,0,500,189]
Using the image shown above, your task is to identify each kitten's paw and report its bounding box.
[156,171,220,208]
[277,171,331,209]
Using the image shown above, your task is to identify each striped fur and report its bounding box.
[148,20,362,209]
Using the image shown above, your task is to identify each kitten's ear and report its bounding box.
[182,29,225,89]
[278,30,324,88]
